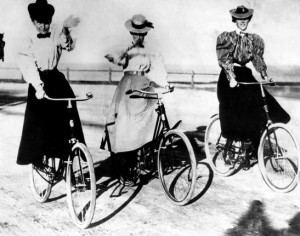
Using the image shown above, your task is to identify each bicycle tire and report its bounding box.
[205,115,239,177]
[258,123,300,193]
[66,143,96,229]
[29,157,54,203]
[157,129,197,206]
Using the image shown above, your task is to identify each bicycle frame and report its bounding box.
[238,81,283,157]
[44,93,93,144]
[44,93,93,165]
[126,87,181,148]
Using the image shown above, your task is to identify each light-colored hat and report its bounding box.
[230,5,253,19]
[125,14,154,34]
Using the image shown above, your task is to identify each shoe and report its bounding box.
[242,158,251,171]
[119,166,140,187]
[247,145,258,161]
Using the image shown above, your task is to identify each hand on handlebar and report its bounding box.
[164,84,174,92]
[35,84,45,100]
[230,79,238,88]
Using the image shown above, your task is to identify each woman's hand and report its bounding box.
[229,79,238,88]
[263,75,274,82]
[104,54,114,63]
[63,15,80,28]
[35,84,45,100]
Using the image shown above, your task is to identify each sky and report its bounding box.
[0,0,300,72]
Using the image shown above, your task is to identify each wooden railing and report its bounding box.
[0,67,219,88]
[60,68,219,88]
[2,67,300,87]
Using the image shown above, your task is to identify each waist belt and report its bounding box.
[233,63,246,67]
[124,71,145,76]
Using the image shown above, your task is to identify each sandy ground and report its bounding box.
[1,82,300,236]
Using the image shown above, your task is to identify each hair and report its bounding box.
[232,15,252,23]
[130,32,148,37]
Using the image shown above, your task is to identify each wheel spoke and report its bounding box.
[66,144,96,229]
[29,157,54,203]
[205,116,240,176]
[158,130,196,205]
[259,124,299,192]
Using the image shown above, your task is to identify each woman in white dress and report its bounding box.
[104,14,169,183]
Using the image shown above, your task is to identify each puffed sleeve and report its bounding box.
[251,34,267,77]
[216,32,236,80]
[147,52,168,87]
[15,37,43,90]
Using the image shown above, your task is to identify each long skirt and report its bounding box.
[17,69,85,165]
[217,66,290,141]
[105,74,157,153]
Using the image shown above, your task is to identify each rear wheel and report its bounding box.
[205,115,240,177]
[66,143,96,229]
[29,157,54,203]
[157,130,197,206]
[258,123,300,193]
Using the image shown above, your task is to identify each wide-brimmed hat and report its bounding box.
[28,0,55,23]
[230,5,253,19]
[125,14,154,34]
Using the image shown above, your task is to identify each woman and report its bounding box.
[16,0,84,167]
[216,6,290,150]
[104,14,169,182]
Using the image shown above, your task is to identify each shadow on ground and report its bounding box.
[226,200,300,236]
[184,125,214,204]
[90,157,144,228]
[0,91,27,110]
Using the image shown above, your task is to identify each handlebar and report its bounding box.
[125,86,174,98]
[238,80,276,86]
[44,92,93,102]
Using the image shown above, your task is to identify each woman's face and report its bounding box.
[132,34,145,46]
[236,18,250,31]
[33,20,51,34]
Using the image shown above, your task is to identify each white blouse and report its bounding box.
[15,24,74,89]
[110,44,168,87]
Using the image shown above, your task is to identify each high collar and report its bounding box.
[132,42,145,48]
[235,29,250,36]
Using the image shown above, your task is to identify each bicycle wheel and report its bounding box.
[157,129,197,206]
[205,115,239,176]
[258,123,300,193]
[29,157,54,203]
[66,143,96,229]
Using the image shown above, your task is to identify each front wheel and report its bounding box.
[66,143,96,229]
[29,157,54,203]
[157,130,197,206]
[204,115,239,177]
[258,123,300,193]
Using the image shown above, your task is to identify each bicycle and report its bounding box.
[29,92,96,229]
[122,86,197,205]
[205,80,300,193]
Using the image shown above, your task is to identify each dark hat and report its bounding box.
[230,5,253,19]
[28,0,55,23]
[125,14,154,34]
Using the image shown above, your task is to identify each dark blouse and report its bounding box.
[216,31,267,79]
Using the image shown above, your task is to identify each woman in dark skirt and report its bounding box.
[216,6,290,148]
[15,0,84,166]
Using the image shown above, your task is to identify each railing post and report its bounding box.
[66,67,70,81]
[108,67,112,83]
[191,71,195,89]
